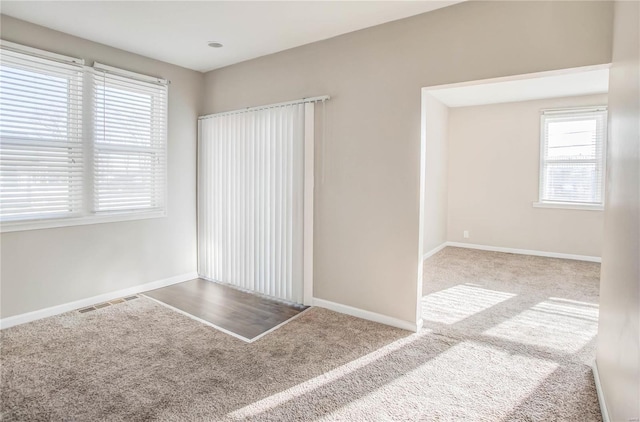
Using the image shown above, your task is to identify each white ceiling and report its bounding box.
[426,68,610,108]
[1,1,461,73]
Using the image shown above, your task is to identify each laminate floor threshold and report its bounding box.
[143,278,309,342]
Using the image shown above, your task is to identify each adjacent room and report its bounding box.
[417,67,610,419]
[0,1,638,421]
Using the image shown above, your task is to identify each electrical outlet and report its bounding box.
[463,230,469,239]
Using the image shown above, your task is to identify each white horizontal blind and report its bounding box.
[540,108,607,205]
[198,103,305,304]
[0,46,84,222]
[93,66,167,213]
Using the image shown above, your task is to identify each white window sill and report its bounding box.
[0,211,166,233]
[532,202,604,211]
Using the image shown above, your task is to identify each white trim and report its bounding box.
[0,39,84,64]
[416,90,428,335]
[542,105,608,115]
[0,210,166,233]
[303,103,315,306]
[0,272,198,329]
[592,361,611,422]
[445,241,601,262]
[422,242,448,261]
[92,62,167,85]
[143,293,312,343]
[538,113,545,208]
[199,96,330,120]
[532,201,604,211]
[312,297,421,332]
[424,64,611,92]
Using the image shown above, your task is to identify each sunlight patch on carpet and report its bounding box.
[318,340,559,421]
[483,298,599,353]
[225,332,424,420]
[422,284,516,324]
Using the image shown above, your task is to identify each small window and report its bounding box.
[536,107,607,210]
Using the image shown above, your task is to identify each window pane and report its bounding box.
[93,69,167,214]
[546,118,597,160]
[543,162,600,203]
[0,50,83,222]
[95,85,153,148]
[540,109,606,205]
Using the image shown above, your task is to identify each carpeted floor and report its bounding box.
[1,247,602,421]
[422,247,602,421]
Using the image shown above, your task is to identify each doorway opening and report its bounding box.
[417,64,609,331]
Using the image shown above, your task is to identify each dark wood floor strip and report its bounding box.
[143,278,308,341]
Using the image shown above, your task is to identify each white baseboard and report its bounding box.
[422,242,448,261]
[592,361,611,422]
[312,297,421,332]
[445,241,601,263]
[0,272,199,330]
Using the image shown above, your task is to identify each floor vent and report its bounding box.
[78,296,138,314]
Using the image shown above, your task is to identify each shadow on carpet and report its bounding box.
[1,247,602,420]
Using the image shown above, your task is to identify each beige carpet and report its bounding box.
[1,247,602,421]
[422,247,602,421]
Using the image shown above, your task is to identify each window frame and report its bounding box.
[91,62,168,216]
[0,46,85,223]
[534,106,608,211]
[0,41,168,233]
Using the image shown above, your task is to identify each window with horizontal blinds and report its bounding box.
[539,107,607,206]
[0,46,84,222]
[0,41,169,232]
[93,65,167,213]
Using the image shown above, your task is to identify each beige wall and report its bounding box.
[0,16,203,318]
[422,94,449,254]
[203,1,613,324]
[596,1,640,420]
[447,94,607,257]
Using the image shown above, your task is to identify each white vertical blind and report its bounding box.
[540,107,607,205]
[0,46,84,221]
[198,103,305,303]
[92,64,168,213]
